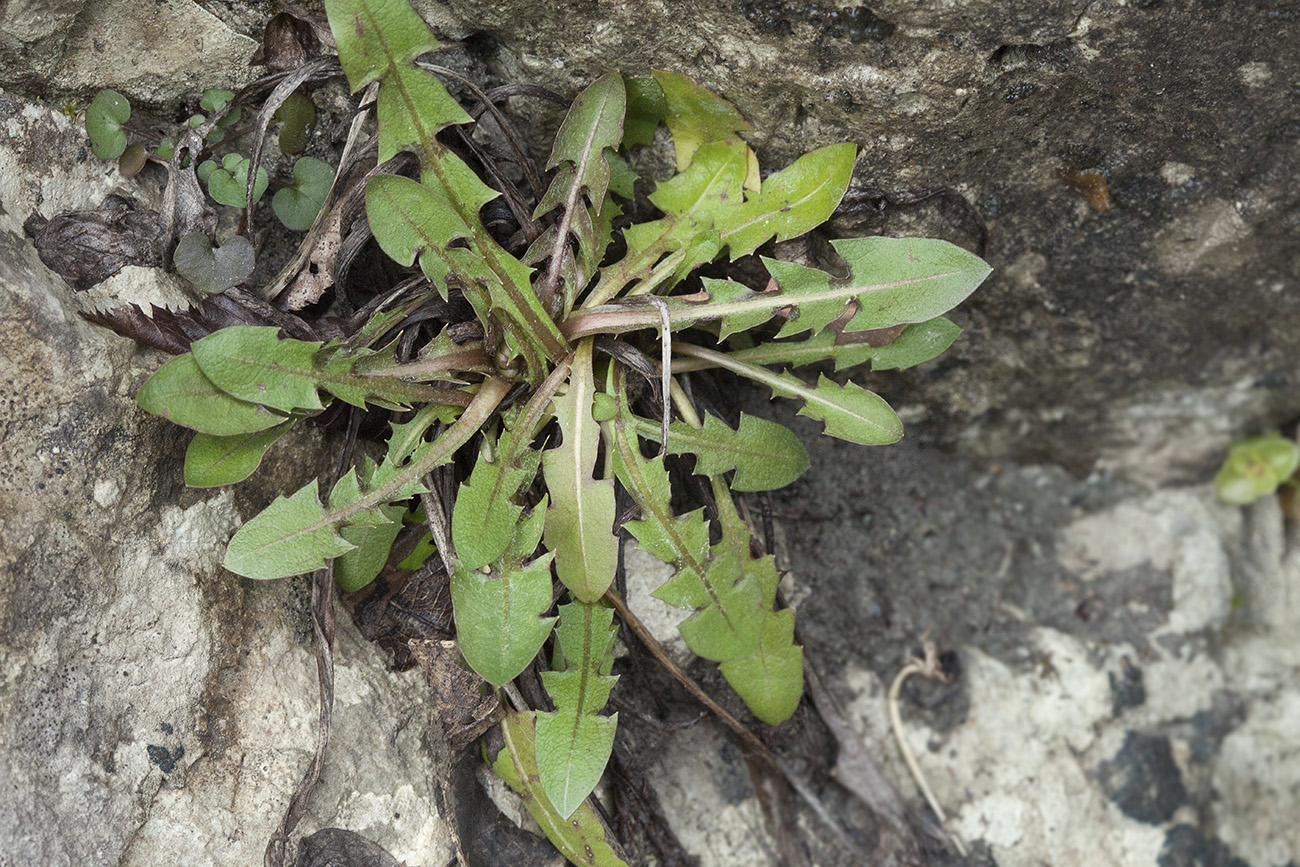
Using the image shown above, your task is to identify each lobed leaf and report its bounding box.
[633,412,810,492]
[452,502,557,685]
[375,62,474,162]
[763,236,991,337]
[451,414,544,571]
[192,325,466,413]
[489,711,630,866]
[705,479,802,721]
[137,352,289,436]
[583,139,747,306]
[718,608,804,724]
[224,480,355,580]
[674,554,765,661]
[184,422,293,488]
[715,143,856,258]
[867,316,963,371]
[331,465,406,592]
[567,236,989,341]
[223,377,512,581]
[325,0,440,91]
[779,372,904,445]
[367,171,567,365]
[536,600,620,819]
[608,366,763,659]
[672,318,962,374]
[541,71,626,217]
[652,69,752,172]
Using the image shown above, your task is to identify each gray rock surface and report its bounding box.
[2,2,1298,866]
[0,96,449,867]
[0,0,258,103]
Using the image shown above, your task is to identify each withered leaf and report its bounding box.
[344,562,456,669]
[293,828,402,867]
[409,639,502,751]
[24,207,165,291]
[79,295,282,355]
[252,7,330,74]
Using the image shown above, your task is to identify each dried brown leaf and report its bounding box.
[24,208,165,291]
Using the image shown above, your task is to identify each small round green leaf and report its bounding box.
[1215,434,1300,505]
[272,156,334,230]
[173,232,255,294]
[274,91,317,154]
[204,153,269,207]
[85,89,130,160]
[199,89,235,113]
[156,136,175,160]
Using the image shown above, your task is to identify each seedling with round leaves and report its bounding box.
[1215,433,1300,505]
[198,153,270,208]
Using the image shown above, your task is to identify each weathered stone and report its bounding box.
[0,96,450,867]
[0,1,258,103]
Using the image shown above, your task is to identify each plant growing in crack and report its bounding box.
[66,0,990,861]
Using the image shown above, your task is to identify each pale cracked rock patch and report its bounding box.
[827,484,1300,867]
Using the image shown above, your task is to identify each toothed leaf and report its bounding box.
[716,143,856,258]
[543,341,618,602]
[536,600,619,819]
[375,62,474,162]
[453,504,557,685]
[652,69,753,171]
[326,0,441,90]
[633,412,810,491]
[331,466,405,592]
[489,712,630,866]
[224,480,354,580]
[719,609,804,724]
[542,72,626,215]
[451,418,543,571]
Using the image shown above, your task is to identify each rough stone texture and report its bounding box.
[777,420,1300,867]
[0,96,449,867]
[0,0,259,104]
[2,2,1298,867]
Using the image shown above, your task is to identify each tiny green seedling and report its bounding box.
[171,232,256,294]
[1215,433,1300,505]
[85,89,130,159]
[84,84,324,239]
[98,0,991,859]
[272,156,334,230]
[198,153,270,208]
